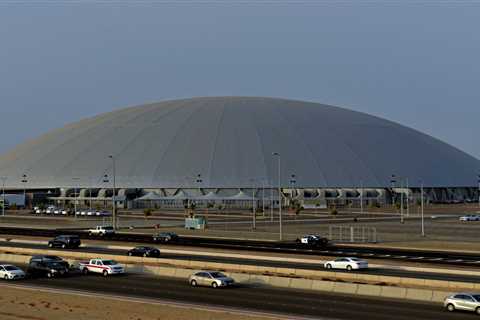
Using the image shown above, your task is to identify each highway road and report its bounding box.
[2,272,473,320]
[2,241,480,283]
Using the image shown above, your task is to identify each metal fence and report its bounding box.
[328,225,377,243]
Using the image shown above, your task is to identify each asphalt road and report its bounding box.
[4,272,473,320]
[2,241,480,283]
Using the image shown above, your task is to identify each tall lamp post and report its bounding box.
[390,174,396,209]
[1,177,6,217]
[477,174,480,208]
[420,180,425,237]
[250,178,256,230]
[72,177,80,219]
[21,174,28,209]
[273,152,282,241]
[360,180,364,214]
[109,155,117,230]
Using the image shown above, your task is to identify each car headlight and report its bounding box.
[51,269,58,273]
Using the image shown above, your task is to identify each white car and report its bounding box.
[444,293,480,314]
[45,206,56,214]
[324,257,368,271]
[459,215,480,222]
[0,264,26,280]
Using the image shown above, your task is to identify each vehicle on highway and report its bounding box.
[127,246,160,258]
[444,293,480,314]
[0,264,26,280]
[30,255,70,270]
[48,235,81,249]
[88,226,115,236]
[33,206,43,214]
[96,210,112,217]
[324,257,368,271]
[27,259,69,278]
[153,232,179,243]
[79,259,125,277]
[296,234,329,246]
[189,271,235,288]
[459,215,480,222]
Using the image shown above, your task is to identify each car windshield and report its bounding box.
[103,227,114,230]
[47,262,63,268]
[4,266,19,271]
[102,260,117,265]
[350,258,362,262]
[44,256,62,261]
[473,295,480,302]
[210,272,226,278]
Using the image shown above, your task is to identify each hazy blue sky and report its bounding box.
[1,1,479,158]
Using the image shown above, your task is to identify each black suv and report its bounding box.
[127,246,160,257]
[152,232,178,243]
[48,235,81,249]
[27,256,69,278]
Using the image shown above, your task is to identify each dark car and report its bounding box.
[127,246,160,258]
[48,235,81,249]
[27,260,69,278]
[152,232,178,243]
[30,255,70,270]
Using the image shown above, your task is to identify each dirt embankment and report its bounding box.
[0,285,270,320]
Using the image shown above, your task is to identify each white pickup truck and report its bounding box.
[78,259,124,277]
[88,226,115,236]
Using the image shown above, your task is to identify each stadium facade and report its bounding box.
[0,97,478,209]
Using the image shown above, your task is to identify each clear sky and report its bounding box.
[1,1,479,158]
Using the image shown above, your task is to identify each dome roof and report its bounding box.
[0,97,478,188]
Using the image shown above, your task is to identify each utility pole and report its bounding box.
[273,153,282,241]
[421,180,425,237]
[1,177,6,217]
[21,174,28,209]
[250,178,256,230]
[109,155,117,230]
[72,177,80,219]
[360,180,364,214]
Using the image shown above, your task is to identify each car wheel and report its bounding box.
[102,270,108,277]
[128,252,132,256]
[446,304,455,312]
[212,282,218,288]
[88,232,93,236]
[4,274,9,280]
[48,243,53,248]
[346,265,353,271]
[143,253,148,257]
[326,264,332,269]
[47,272,53,278]
[61,244,66,249]
[82,268,88,275]
[190,280,197,287]
[476,307,480,315]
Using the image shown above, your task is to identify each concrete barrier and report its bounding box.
[380,286,407,299]
[356,284,382,297]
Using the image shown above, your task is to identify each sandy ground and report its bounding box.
[0,285,271,320]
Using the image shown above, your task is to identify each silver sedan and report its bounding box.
[189,271,235,288]
[444,293,480,314]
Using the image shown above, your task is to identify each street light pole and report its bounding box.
[109,155,117,230]
[72,177,79,219]
[360,180,364,214]
[421,180,425,237]
[21,174,28,209]
[250,178,256,230]
[1,177,6,217]
[273,152,282,241]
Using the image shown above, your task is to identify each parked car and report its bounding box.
[189,271,235,288]
[296,234,329,246]
[45,206,56,214]
[79,259,124,277]
[0,264,26,280]
[153,232,179,243]
[127,246,160,258]
[48,235,81,249]
[324,257,368,271]
[444,293,480,314]
[27,259,69,278]
[96,210,111,217]
[459,215,480,222]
